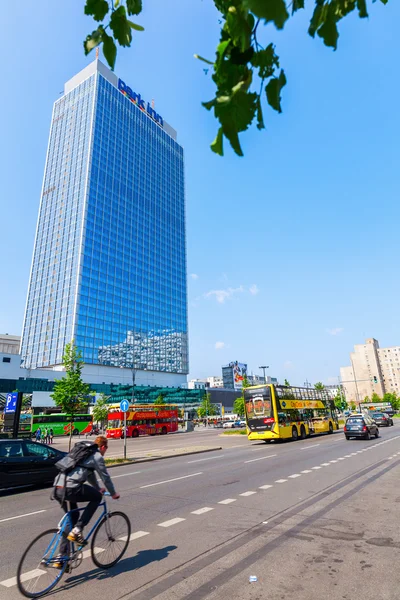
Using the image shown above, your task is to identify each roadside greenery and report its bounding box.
[82,0,390,156]
[92,393,110,430]
[51,342,92,449]
[197,393,218,419]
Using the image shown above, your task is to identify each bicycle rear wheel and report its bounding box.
[17,528,68,598]
[91,511,131,569]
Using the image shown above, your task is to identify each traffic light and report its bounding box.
[373,376,378,383]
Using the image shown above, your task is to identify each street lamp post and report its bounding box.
[259,365,269,383]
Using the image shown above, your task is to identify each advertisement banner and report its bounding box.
[229,361,248,391]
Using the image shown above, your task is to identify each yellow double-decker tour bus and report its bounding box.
[244,384,339,443]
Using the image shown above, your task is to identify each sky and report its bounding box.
[1,1,399,387]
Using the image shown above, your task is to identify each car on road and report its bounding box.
[0,439,66,490]
[370,412,394,427]
[344,415,379,440]
[214,422,223,428]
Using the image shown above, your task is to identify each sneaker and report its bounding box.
[42,555,65,570]
[67,528,86,545]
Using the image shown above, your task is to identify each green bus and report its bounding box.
[31,413,93,436]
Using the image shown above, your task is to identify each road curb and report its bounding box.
[106,446,223,468]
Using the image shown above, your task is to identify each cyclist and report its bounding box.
[53,435,119,563]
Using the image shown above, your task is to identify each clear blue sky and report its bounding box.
[1,1,399,386]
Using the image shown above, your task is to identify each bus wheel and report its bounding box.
[161,426,167,435]
[328,422,333,434]
[132,430,139,438]
[300,426,306,440]
[73,428,79,436]
[292,427,299,441]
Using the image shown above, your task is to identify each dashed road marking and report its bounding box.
[187,456,225,464]
[191,507,214,515]
[0,569,46,588]
[320,463,330,466]
[301,470,312,474]
[218,498,236,505]
[113,471,142,479]
[288,474,301,479]
[312,466,321,470]
[244,454,277,464]
[140,472,202,489]
[158,518,186,528]
[275,479,288,483]
[240,491,257,496]
[259,484,273,490]
[300,444,320,450]
[0,510,47,524]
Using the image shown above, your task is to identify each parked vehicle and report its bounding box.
[0,439,66,490]
[371,412,393,427]
[223,421,236,429]
[344,415,379,440]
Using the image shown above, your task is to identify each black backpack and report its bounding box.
[55,441,98,474]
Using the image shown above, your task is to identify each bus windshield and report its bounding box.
[245,388,273,419]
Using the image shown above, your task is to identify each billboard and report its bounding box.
[229,361,247,391]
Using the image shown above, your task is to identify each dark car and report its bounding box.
[371,412,393,427]
[0,439,65,490]
[344,415,379,440]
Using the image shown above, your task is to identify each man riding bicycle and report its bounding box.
[53,435,119,563]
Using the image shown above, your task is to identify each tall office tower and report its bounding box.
[20,60,188,386]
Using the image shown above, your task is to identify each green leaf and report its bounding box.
[357,0,368,17]
[83,26,104,55]
[216,40,230,63]
[316,5,339,49]
[102,30,117,69]
[128,20,144,31]
[202,99,215,111]
[266,69,286,113]
[126,0,142,15]
[251,44,279,79]
[84,0,109,21]
[309,2,327,38]
[110,5,132,47]
[245,0,289,29]
[194,54,214,65]
[292,0,305,13]
[256,96,265,130]
[211,127,224,156]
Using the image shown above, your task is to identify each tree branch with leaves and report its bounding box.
[83,0,389,156]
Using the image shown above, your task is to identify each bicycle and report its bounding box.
[17,492,131,598]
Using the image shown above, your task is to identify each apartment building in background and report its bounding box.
[340,338,400,402]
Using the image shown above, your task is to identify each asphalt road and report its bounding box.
[1,426,400,599]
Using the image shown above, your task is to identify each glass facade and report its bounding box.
[21,62,188,375]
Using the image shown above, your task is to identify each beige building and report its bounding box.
[0,334,21,355]
[340,338,400,403]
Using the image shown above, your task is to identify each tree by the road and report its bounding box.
[154,394,166,406]
[82,0,390,156]
[314,382,325,390]
[92,393,110,431]
[51,342,91,449]
[197,393,218,419]
[284,379,290,387]
[233,396,245,417]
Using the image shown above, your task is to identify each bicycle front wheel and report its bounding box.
[17,528,67,598]
[91,511,131,569]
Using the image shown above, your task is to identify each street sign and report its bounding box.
[5,393,18,414]
[120,399,129,412]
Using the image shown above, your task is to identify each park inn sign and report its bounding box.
[118,79,164,127]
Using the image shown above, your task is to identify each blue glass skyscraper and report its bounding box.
[21,60,188,385]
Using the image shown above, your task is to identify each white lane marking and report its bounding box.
[320,463,330,466]
[288,474,301,479]
[300,444,320,450]
[83,547,104,558]
[350,453,357,456]
[1,569,46,588]
[244,454,277,464]
[330,460,338,463]
[118,531,149,542]
[301,470,312,474]
[140,472,202,488]
[259,484,273,490]
[344,455,352,458]
[0,510,47,524]
[191,507,214,515]
[218,498,236,504]
[158,517,186,528]
[113,471,142,479]
[187,455,225,464]
[275,479,288,483]
[312,466,321,470]
[240,491,257,496]
[338,457,346,461]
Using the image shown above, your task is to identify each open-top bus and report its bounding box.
[244,384,339,442]
[31,413,93,436]
[106,405,179,439]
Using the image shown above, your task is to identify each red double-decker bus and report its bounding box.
[106,405,179,439]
